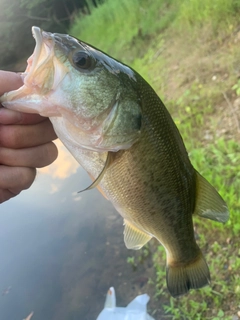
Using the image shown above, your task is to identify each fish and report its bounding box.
[96,287,155,320]
[0,26,229,297]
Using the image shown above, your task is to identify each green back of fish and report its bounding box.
[102,74,198,258]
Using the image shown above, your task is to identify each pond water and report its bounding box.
[0,140,156,320]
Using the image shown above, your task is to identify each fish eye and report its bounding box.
[72,51,95,70]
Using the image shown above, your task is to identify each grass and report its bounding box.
[174,0,240,34]
[70,0,240,318]
[70,0,178,62]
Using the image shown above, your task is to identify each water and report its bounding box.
[0,140,155,320]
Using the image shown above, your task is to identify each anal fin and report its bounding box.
[124,220,151,250]
[194,171,229,223]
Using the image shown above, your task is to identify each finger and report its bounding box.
[0,189,20,203]
[0,71,23,96]
[0,119,57,148]
[0,165,36,194]
[0,167,36,204]
[0,108,47,125]
[0,142,58,168]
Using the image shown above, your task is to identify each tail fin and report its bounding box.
[166,251,210,297]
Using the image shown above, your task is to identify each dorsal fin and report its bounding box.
[124,219,151,250]
[78,152,113,193]
[193,171,229,223]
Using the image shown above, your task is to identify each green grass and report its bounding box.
[70,0,240,318]
[152,233,240,319]
[70,0,178,62]
[174,0,240,34]
[70,0,240,61]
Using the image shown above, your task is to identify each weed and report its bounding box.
[174,0,240,36]
[126,256,138,272]
[232,80,240,96]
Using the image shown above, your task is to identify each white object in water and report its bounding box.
[23,312,34,320]
[96,287,155,320]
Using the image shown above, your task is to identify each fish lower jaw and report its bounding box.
[1,90,60,117]
[1,99,43,115]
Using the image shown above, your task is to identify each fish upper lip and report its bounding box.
[30,26,43,74]
[23,26,54,86]
[22,26,44,84]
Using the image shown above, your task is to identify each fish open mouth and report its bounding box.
[0,26,65,115]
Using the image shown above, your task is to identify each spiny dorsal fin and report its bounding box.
[78,152,113,193]
[124,219,151,250]
[193,171,229,223]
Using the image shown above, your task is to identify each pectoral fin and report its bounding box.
[193,171,229,223]
[86,173,109,200]
[124,220,151,250]
[78,152,113,194]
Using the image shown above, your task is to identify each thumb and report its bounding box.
[0,71,23,96]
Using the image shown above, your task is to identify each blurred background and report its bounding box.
[0,0,240,319]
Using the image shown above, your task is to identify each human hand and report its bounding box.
[0,71,58,203]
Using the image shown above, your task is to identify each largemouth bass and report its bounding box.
[0,27,229,297]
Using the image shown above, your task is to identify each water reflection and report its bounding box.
[0,140,155,320]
